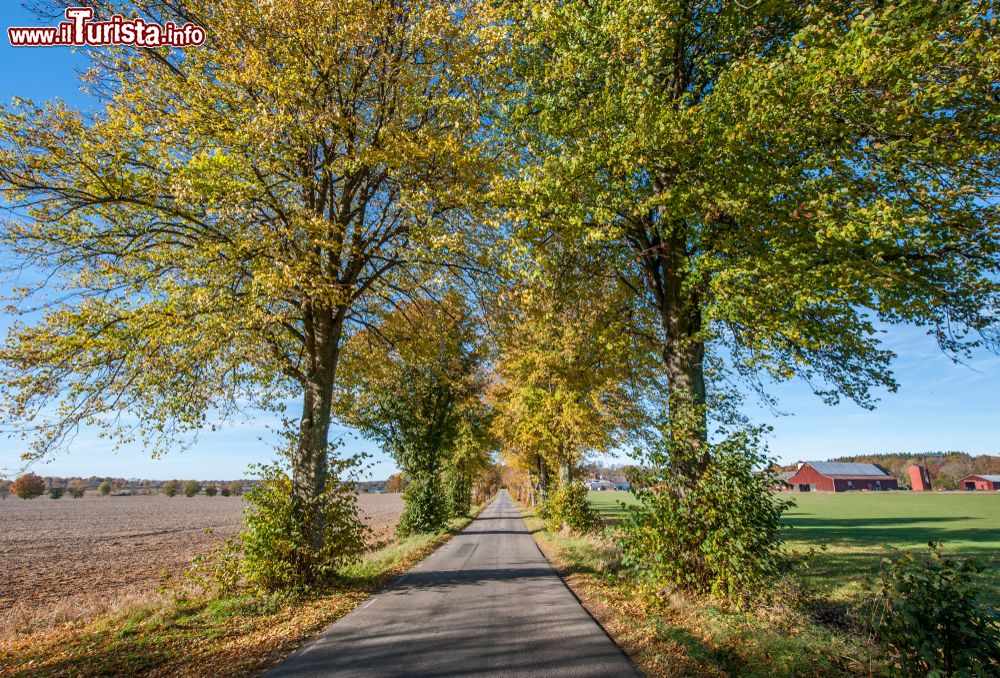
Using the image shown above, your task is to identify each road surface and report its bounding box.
[267,490,639,677]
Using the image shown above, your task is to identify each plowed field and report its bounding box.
[0,493,404,634]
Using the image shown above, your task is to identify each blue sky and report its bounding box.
[0,6,997,481]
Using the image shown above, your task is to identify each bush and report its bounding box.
[48,486,66,499]
[866,542,1000,676]
[183,480,201,497]
[540,481,600,533]
[220,486,231,497]
[11,472,46,499]
[162,479,180,497]
[444,469,472,519]
[618,426,792,607]
[204,484,218,497]
[67,479,87,498]
[398,473,447,536]
[98,481,112,496]
[239,446,370,591]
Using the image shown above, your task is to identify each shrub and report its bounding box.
[618,426,792,607]
[183,480,201,497]
[444,469,472,518]
[48,486,66,499]
[398,473,447,536]
[540,481,600,533]
[11,472,46,499]
[240,446,370,591]
[204,484,218,497]
[866,542,1000,676]
[67,479,87,498]
[162,479,180,497]
[220,486,231,497]
[98,481,112,496]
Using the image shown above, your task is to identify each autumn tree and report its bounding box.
[162,480,180,498]
[489,240,654,511]
[184,480,201,497]
[385,473,406,494]
[497,0,1000,484]
[98,481,112,496]
[335,293,492,534]
[68,479,87,498]
[0,0,489,580]
[11,472,46,499]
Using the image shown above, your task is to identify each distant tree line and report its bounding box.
[0,474,251,499]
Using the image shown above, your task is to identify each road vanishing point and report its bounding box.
[267,490,639,677]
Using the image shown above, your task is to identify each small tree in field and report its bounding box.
[225,481,242,497]
[204,484,218,497]
[98,481,112,496]
[385,473,406,494]
[67,479,86,498]
[11,472,45,499]
[48,486,66,499]
[184,481,202,498]
[0,480,11,500]
[162,480,180,497]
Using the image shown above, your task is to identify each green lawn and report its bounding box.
[588,490,1000,602]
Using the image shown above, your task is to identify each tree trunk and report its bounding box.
[635,217,709,481]
[558,460,572,486]
[536,453,549,502]
[291,304,343,578]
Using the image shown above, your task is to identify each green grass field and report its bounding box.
[588,490,1000,602]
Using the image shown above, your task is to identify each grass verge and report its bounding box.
[0,506,485,678]
[523,508,883,677]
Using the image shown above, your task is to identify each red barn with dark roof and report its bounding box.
[786,461,897,492]
[959,475,1000,491]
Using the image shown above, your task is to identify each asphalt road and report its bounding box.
[267,490,639,677]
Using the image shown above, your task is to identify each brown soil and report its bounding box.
[0,493,404,634]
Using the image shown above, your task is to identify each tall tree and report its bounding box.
[334,292,492,534]
[489,241,654,502]
[0,0,486,578]
[498,0,1000,481]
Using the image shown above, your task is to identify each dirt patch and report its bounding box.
[0,493,403,634]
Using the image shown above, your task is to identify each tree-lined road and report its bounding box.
[267,491,638,677]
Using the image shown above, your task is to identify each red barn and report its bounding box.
[959,474,1000,491]
[786,461,897,492]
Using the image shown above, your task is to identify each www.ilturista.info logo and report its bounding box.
[8,7,205,48]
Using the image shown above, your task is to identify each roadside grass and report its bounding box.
[524,510,878,677]
[587,490,1000,603]
[0,508,484,678]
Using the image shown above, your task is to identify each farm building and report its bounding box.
[588,477,630,491]
[959,474,1000,491]
[908,464,932,491]
[588,479,614,491]
[785,461,898,492]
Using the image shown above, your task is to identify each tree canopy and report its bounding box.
[494,0,999,477]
